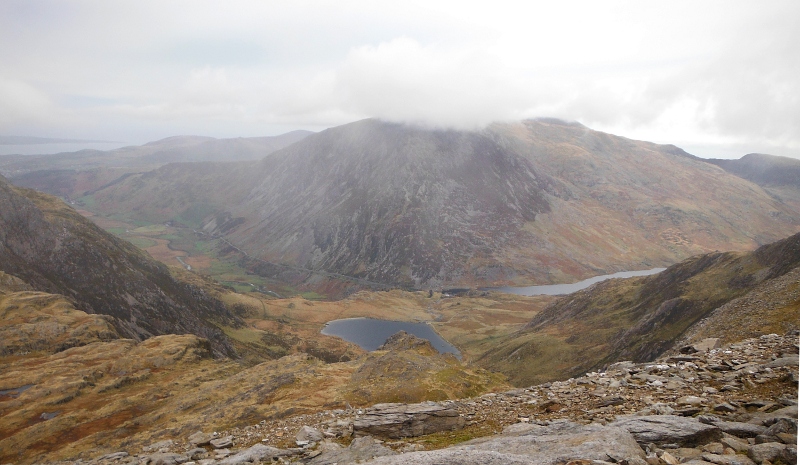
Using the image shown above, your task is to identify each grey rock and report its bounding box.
[714,421,767,438]
[98,452,129,460]
[677,396,705,406]
[713,403,737,413]
[310,435,397,464]
[701,453,756,465]
[146,453,190,465]
[765,356,799,368]
[210,436,233,449]
[611,415,723,447]
[218,444,297,464]
[296,425,325,442]
[187,448,206,460]
[143,440,175,453]
[354,402,465,438]
[720,436,750,452]
[694,338,722,352]
[188,431,214,446]
[747,442,791,463]
[764,417,797,435]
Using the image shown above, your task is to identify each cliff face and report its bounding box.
[0,175,239,356]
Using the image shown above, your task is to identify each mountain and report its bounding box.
[478,231,800,386]
[1,130,313,199]
[706,153,800,188]
[10,119,800,289]
[0,174,240,356]
[706,153,800,213]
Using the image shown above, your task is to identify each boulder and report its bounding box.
[296,425,325,443]
[188,431,214,446]
[747,442,793,463]
[210,435,234,449]
[611,415,723,447]
[354,402,464,438]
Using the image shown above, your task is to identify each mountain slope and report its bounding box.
[0,175,240,356]
[62,119,800,289]
[478,231,800,386]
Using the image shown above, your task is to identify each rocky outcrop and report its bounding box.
[353,401,465,438]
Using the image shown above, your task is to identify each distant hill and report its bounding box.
[705,153,800,213]
[0,174,240,356]
[0,135,118,145]
[706,153,800,188]
[478,231,800,386]
[1,130,313,198]
[72,119,800,289]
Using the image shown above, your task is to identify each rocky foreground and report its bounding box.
[42,333,798,465]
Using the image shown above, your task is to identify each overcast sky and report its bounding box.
[1,0,798,159]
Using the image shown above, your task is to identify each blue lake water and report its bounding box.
[486,268,666,296]
[321,318,460,359]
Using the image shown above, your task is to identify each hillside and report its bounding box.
[478,232,800,386]
[0,175,240,356]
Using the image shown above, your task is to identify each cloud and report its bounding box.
[0,1,797,158]
[0,77,64,127]
[332,38,536,129]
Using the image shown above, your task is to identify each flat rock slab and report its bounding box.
[354,402,464,438]
[611,415,722,447]
[363,420,645,465]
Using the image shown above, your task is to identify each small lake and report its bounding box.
[486,268,666,296]
[321,318,461,359]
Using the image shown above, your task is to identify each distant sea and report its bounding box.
[0,142,129,156]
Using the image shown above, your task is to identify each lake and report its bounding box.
[321,318,461,359]
[486,267,666,296]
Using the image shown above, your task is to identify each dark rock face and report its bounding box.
[227,119,551,288]
[0,175,239,356]
[353,402,465,438]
